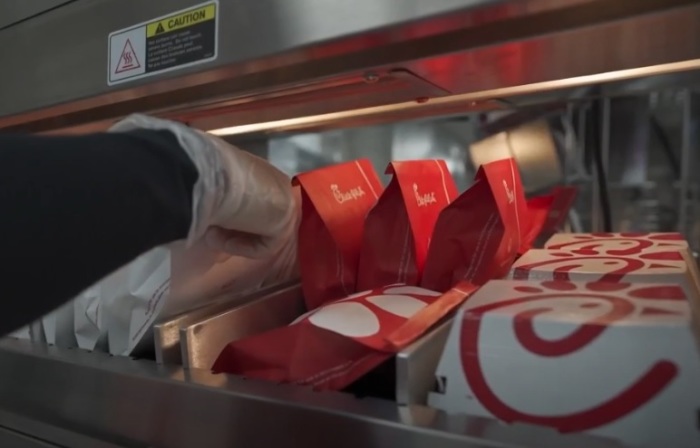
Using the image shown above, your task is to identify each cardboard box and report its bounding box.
[509,247,694,293]
[545,232,688,254]
[522,233,700,333]
[428,279,700,447]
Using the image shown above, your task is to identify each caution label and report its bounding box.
[146,5,215,37]
[108,1,218,85]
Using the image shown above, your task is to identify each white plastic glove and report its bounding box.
[110,114,298,259]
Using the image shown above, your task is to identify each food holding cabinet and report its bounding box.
[1,0,700,446]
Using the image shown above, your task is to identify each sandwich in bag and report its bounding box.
[293,159,383,310]
[101,234,298,356]
[522,186,578,251]
[356,160,457,291]
[213,283,476,390]
[213,161,525,390]
[422,158,529,292]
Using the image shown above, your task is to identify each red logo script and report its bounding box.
[460,281,681,432]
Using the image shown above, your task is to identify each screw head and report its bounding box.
[363,72,380,83]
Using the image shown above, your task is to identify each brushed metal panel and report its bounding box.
[1,0,695,133]
[180,282,305,369]
[395,319,452,406]
[0,0,497,127]
[0,339,623,448]
[0,0,74,30]
[153,280,299,366]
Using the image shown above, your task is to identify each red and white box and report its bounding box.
[428,279,700,447]
[514,232,700,325]
[544,232,689,255]
[509,247,698,297]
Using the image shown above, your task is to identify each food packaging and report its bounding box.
[428,279,700,448]
[544,232,689,254]
[539,232,700,333]
[74,284,108,351]
[41,300,77,347]
[422,158,529,292]
[8,326,30,340]
[509,247,699,300]
[28,320,45,343]
[213,284,475,391]
[293,159,383,309]
[523,186,578,250]
[100,238,297,356]
[356,160,457,291]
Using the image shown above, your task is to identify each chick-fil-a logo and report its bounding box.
[413,183,437,207]
[502,180,515,204]
[459,281,683,432]
[512,251,684,283]
[299,285,441,351]
[331,184,366,203]
[547,233,686,257]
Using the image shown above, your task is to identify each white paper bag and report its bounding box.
[8,326,30,340]
[41,300,77,347]
[102,239,297,356]
[74,284,108,351]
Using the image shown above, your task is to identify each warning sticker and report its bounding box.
[108,1,218,85]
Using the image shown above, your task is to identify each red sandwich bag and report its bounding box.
[522,186,578,250]
[422,158,528,292]
[356,160,458,291]
[212,283,476,390]
[293,160,383,309]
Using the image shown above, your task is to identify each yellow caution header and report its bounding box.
[147,4,216,38]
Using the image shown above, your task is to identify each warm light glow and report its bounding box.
[207,60,700,136]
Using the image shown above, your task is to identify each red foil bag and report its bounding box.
[356,160,457,291]
[212,283,476,390]
[522,186,578,251]
[422,158,528,292]
[293,160,383,310]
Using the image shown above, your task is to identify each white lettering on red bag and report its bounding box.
[331,184,366,203]
[502,179,515,204]
[413,183,437,207]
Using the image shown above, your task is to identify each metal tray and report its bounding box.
[395,318,452,405]
[180,282,305,369]
[153,280,299,365]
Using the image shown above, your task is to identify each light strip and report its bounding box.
[207,59,700,136]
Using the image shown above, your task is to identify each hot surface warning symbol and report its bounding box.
[115,39,141,73]
[108,0,218,85]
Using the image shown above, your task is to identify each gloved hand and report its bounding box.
[110,114,299,259]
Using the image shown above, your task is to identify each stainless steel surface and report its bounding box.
[1,0,699,134]
[0,410,129,448]
[0,0,496,131]
[0,0,73,30]
[153,280,299,365]
[396,319,452,406]
[469,120,562,193]
[679,90,700,250]
[0,427,58,448]
[180,282,305,369]
[267,120,474,189]
[0,339,624,448]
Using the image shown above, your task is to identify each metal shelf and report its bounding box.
[0,339,622,448]
[1,0,699,134]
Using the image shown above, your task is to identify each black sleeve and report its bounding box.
[0,130,198,335]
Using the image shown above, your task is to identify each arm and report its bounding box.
[0,130,197,334]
